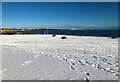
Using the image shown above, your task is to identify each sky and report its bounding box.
[1,0,120,2]
[2,2,118,29]
[0,2,2,27]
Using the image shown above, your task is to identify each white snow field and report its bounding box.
[0,35,119,80]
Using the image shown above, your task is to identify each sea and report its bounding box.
[30,29,119,38]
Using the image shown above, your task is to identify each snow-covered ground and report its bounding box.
[0,35,119,80]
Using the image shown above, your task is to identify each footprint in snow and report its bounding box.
[70,66,75,70]
[34,55,39,58]
[78,60,86,66]
[93,55,97,60]
[0,69,7,77]
[22,60,32,65]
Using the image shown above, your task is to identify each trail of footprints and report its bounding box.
[18,46,119,79]
[43,50,119,78]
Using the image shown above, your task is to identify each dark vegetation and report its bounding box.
[52,34,56,37]
[61,36,67,39]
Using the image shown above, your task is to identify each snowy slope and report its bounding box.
[0,35,119,80]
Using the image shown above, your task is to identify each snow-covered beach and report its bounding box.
[0,35,119,80]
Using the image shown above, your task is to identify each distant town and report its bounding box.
[0,28,49,35]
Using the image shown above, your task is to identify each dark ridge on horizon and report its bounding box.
[1,28,119,37]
